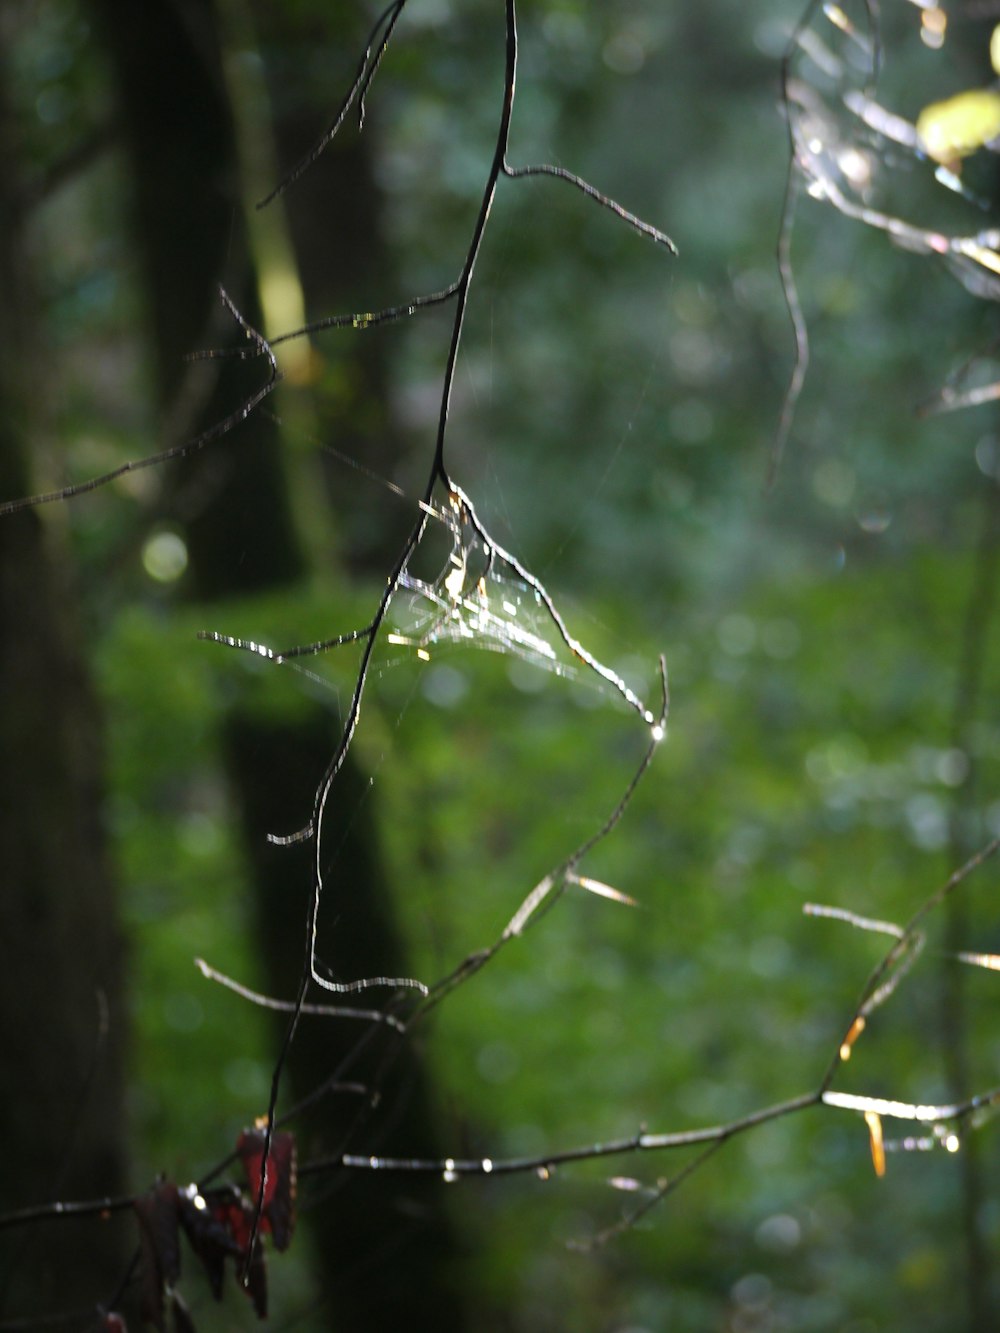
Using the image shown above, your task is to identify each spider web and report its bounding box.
[776,0,1000,456]
[787,2,998,252]
[391,497,570,677]
[385,483,655,717]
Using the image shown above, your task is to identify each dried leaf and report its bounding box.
[177,1184,240,1301]
[133,1182,181,1332]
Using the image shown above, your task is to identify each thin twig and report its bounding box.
[0,288,279,517]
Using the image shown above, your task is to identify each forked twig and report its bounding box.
[0,289,279,517]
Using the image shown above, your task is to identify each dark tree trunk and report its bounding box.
[0,28,130,1321]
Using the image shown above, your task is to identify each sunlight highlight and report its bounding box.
[839,1015,866,1062]
[865,1110,886,1178]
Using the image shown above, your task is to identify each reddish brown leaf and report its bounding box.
[133,1181,181,1332]
[236,1127,297,1251]
[177,1184,241,1301]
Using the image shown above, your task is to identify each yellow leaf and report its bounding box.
[916,89,1000,165]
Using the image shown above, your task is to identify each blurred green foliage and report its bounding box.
[8,0,1000,1328]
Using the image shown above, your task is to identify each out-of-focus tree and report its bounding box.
[0,7,129,1313]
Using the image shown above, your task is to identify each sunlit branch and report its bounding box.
[406,659,667,1022]
[502,161,677,253]
[197,622,374,662]
[818,837,1000,1091]
[12,1065,999,1241]
[803,901,905,937]
[273,282,461,342]
[823,1087,1000,1123]
[954,950,1000,972]
[5,837,999,1252]
[565,873,638,908]
[324,1091,820,1182]
[194,957,405,1030]
[313,836,1000,1238]
[794,150,972,255]
[857,932,925,1016]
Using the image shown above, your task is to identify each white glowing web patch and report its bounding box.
[385,484,654,724]
[389,498,562,674]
